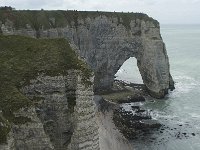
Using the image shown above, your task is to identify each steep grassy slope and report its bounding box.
[0,35,91,143]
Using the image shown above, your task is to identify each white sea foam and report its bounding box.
[149,110,177,120]
[190,113,200,118]
[168,73,200,98]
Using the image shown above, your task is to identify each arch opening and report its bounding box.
[115,57,143,84]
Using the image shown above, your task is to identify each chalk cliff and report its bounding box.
[0,9,174,150]
[0,10,174,98]
[0,35,99,150]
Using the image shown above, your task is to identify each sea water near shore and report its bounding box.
[115,24,200,150]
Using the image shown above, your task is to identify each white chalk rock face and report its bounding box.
[0,11,174,98]
[0,10,175,150]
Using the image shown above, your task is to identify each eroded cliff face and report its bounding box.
[0,10,175,150]
[0,35,99,149]
[0,10,174,98]
[0,72,99,150]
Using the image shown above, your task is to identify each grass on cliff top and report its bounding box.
[0,10,159,30]
[0,35,92,143]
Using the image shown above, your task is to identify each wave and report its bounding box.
[168,73,200,98]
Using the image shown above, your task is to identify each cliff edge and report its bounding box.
[0,10,174,98]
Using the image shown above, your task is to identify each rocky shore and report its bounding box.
[94,95,132,150]
[113,104,161,140]
[98,80,198,149]
[97,80,161,142]
[0,9,175,149]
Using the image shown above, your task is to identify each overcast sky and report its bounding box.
[1,0,200,24]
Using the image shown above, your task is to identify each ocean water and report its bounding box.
[115,24,200,150]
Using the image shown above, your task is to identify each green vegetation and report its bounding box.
[101,90,137,103]
[0,10,159,31]
[0,35,92,143]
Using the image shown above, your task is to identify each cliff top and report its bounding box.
[0,9,159,30]
[0,35,91,143]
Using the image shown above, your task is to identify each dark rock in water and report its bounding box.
[113,106,161,140]
[116,107,151,120]
[136,109,146,113]
[132,112,152,120]
[192,133,195,136]
[128,96,145,102]
[118,96,145,103]
[131,106,140,110]
[134,120,161,129]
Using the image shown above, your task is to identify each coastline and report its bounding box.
[95,80,162,148]
[95,96,132,150]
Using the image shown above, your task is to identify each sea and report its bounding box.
[115,24,200,150]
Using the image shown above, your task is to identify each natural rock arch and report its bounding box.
[73,17,174,98]
[0,11,174,98]
[115,57,143,84]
